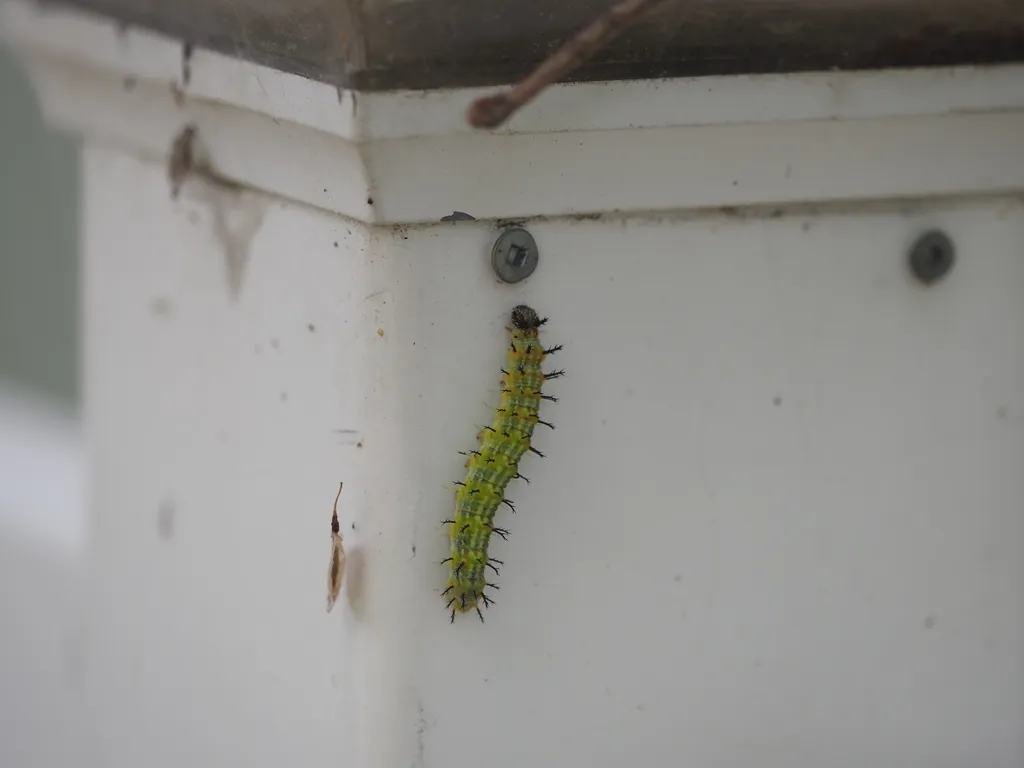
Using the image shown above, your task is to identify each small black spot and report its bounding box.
[150,296,172,316]
[308,323,316,332]
[773,396,782,406]
[333,241,338,247]
[367,196,374,205]
[181,41,194,86]
[157,500,175,539]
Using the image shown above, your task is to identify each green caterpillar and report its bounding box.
[441,305,563,623]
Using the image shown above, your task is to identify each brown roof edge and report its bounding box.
[43,0,1024,92]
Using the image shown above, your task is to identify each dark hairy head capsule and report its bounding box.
[510,305,542,330]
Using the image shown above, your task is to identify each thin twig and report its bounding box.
[466,0,668,130]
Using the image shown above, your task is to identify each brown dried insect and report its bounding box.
[326,482,346,613]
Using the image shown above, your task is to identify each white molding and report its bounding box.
[5,0,1024,224]
[366,112,1024,223]
[360,66,1024,141]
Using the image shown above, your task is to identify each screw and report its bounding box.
[491,228,539,283]
[909,230,955,284]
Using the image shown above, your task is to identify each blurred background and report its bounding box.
[0,41,87,766]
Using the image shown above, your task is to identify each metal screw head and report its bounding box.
[491,228,539,283]
[909,230,955,284]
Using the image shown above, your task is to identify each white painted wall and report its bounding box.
[2,4,1022,767]
[76,146,1024,767]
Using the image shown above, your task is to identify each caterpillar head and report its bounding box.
[510,305,544,330]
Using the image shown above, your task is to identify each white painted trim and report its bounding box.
[360,66,1024,141]
[15,46,376,222]
[366,112,1024,224]
[5,0,1024,224]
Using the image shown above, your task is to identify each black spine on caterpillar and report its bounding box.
[442,305,561,622]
